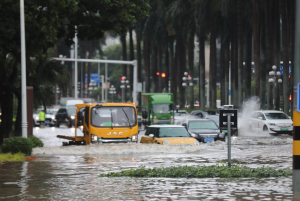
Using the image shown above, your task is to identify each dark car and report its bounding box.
[182,119,225,143]
[189,110,209,119]
[55,107,77,128]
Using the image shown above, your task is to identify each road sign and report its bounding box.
[297,83,300,112]
[219,109,238,130]
[85,73,100,84]
[280,66,291,75]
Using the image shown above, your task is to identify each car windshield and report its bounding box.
[91,106,136,127]
[207,116,219,124]
[265,112,289,119]
[158,127,190,137]
[67,107,77,114]
[189,121,218,130]
[153,104,172,113]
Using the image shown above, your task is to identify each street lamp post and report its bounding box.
[109,85,116,102]
[182,72,193,108]
[268,65,282,110]
[168,80,171,93]
[120,76,130,102]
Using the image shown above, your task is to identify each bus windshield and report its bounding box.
[91,106,137,127]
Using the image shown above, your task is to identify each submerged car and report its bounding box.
[174,110,189,125]
[140,125,200,145]
[189,110,209,119]
[248,110,293,135]
[182,119,225,143]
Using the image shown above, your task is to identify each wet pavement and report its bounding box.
[0,125,296,200]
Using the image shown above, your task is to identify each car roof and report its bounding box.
[185,118,214,122]
[148,125,185,128]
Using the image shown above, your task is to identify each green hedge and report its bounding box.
[0,136,43,156]
[99,164,292,178]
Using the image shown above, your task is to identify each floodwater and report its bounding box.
[0,98,297,201]
[0,125,295,200]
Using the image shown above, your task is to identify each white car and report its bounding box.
[174,110,189,125]
[33,110,56,127]
[248,110,293,135]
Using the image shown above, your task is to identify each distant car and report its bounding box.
[137,115,142,126]
[205,115,219,126]
[33,110,56,127]
[140,125,200,145]
[189,110,209,119]
[205,110,216,115]
[55,107,77,128]
[174,110,189,125]
[248,110,293,135]
[182,119,225,143]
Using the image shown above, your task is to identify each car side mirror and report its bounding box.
[142,111,148,119]
[77,111,83,121]
[77,120,83,126]
[149,134,154,138]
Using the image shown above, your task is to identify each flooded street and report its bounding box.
[0,125,295,200]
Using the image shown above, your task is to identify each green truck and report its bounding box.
[142,93,175,125]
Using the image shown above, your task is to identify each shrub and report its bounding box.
[99,164,292,178]
[0,137,33,155]
[0,153,25,162]
[28,136,44,148]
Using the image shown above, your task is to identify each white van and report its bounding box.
[66,99,84,108]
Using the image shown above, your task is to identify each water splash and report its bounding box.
[238,97,261,136]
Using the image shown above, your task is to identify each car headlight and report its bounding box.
[219,132,225,138]
[194,140,200,146]
[268,123,276,126]
[189,132,198,137]
[162,140,170,145]
[35,117,39,120]
[71,116,75,119]
[131,134,138,141]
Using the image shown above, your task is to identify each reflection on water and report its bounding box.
[0,153,294,200]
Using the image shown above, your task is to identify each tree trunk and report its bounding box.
[210,15,217,109]
[136,30,142,106]
[245,28,252,100]
[289,0,296,117]
[224,40,229,105]
[157,44,162,92]
[121,34,127,101]
[165,43,169,93]
[252,1,260,98]
[14,92,22,137]
[152,42,158,93]
[129,28,134,101]
[1,91,14,141]
[260,9,266,110]
[265,0,273,110]
[169,38,177,106]
[199,35,206,110]
[281,0,289,114]
[237,0,244,106]
[187,31,195,109]
[220,34,225,106]
[176,33,186,108]
[143,39,150,93]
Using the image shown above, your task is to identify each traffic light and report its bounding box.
[121,76,125,80]
[188,74,190,78]
[156,72,160,76]
[289,94,292,101]
[161,73,166,78]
